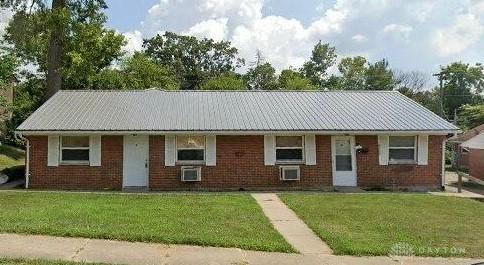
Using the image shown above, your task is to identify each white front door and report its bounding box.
[332,136,357,186]
[123,135,149,187]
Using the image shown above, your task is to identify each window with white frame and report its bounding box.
[388,136,417,164]
[60,136,90,164]
[276,136,304,162]
[176,136,205,162]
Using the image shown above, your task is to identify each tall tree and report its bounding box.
[245,63,277,90]
[143,32,244,90]
[438,62,484,119]
[364,59,395,90]
[336,56,367,90]
[301,41,337,88]
[395,70,439,113]
[279,69,317,90]
[2,0,125,96]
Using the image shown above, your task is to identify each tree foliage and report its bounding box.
[364,59,396,90]
[439,62,484,119]
[458,104,484,130]
[279,69,317,90]
[336,56,367,90]
[245,62,277,90]
[301,41,337,88]
[201,73,246,90]
[143,32,244,90]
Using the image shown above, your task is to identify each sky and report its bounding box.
[2,0,484,86]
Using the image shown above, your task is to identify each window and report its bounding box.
[176,136,205,163]
[276,136,304,162]
[389,136,417,164]
[181,166,201,181]
[60,136,90,164]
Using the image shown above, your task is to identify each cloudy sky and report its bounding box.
[2,0,484,85]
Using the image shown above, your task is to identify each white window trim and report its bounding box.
[388,136,417,165]
[275,135,305,164]
[59,136,90,165]
[176,136,206,164]
[279,165,301,181]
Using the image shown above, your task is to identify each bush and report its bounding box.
[2,165,25,181]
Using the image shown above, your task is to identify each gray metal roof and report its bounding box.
[17,90,458,133]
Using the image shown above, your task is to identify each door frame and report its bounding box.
[331,136,357,186]
[123,135,149,188]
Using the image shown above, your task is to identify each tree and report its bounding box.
[301,41,337,88]
[365,59,396,90]
[0,48,18,88]
[336,56,367,90]
[395,70,439,113]
[439,62,484,119]
[93,53,179,90]
[458,104,484,130]
[2,0,125,96]
[143,32,244,90]
[245,62,277,90]
[201,73,246,90]
[279,69,317,90]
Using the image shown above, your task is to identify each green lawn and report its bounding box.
[0,145,24,171]
[0,258,103,265]
[280,193,484,258]
[0,192,292,252]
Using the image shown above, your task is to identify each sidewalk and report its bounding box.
[251,193,332,255]
[1,233,482,265]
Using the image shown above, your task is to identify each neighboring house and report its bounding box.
[16,90,458,191]
[460,131,484,181]
[448,124,484,170]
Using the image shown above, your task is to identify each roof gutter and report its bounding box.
[16,129,458,136]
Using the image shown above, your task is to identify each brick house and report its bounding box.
[460,131,484,181]
[16,90,458,191]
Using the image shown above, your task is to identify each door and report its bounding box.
[332,136,357,186]
[123,135,149,187]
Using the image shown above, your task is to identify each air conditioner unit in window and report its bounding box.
[181,166,201,182]
[280,166,300,181]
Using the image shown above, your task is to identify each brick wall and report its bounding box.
[26,134,445,190]
[149,135,332,190]
[355,135,445,189]
[27,136,123,190]
[468,149,484,181]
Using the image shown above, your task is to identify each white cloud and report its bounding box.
[433,13,483,56]
[352,34,368,43]
[118,0,483,82]
[382,24,413,40]
[183,18,228,41]
[122,30,143,54]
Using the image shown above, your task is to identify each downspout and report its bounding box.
[15,132,29,189]
[25,139,30,189]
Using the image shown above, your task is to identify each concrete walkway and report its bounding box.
[1,233,482,265]
[251,193,332,255]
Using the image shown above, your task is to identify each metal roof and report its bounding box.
[17,90,458,133]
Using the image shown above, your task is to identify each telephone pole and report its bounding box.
[432,71,445,118]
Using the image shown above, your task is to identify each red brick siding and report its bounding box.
[149,135,332,190]
[27,136,123,190]
[355,135,445,189]
[468,149,484,181]
[26,134,445,190]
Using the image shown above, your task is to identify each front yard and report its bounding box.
[0,191,292,252]
[280,193,484,258]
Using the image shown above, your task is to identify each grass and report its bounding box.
[0,191,293,253]
[0,145,24,170]
[0,258,104,265]
[279,193,484,258]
